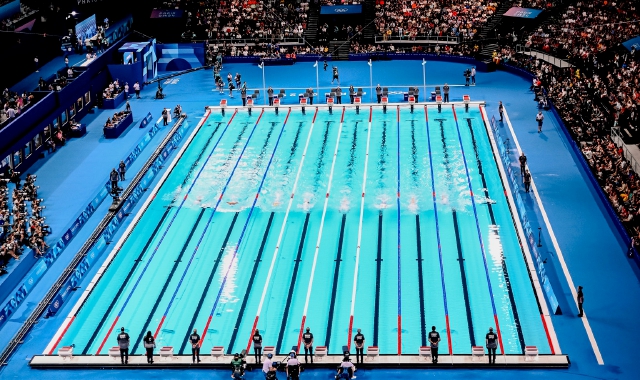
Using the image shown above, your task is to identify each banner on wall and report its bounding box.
[504,7,543,19]
[139,112,153,128]
[622,36,640,52]
[150,9,184,18]
[320,5,362,15]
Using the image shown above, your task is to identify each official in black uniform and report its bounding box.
[443,84,450,103]
[268,86,274,106]
[190,328,201,363]
[375,84,382,103]
[117,327,130,364]
[486,327,498,364]
[110,168,119,193]
[353,329,365,364]
[349,85,355,104]
[323,60,328,71]
[118,160,126,181]
[332,66,339,84]
[302,327,314,363]
[519,152,527,176]
[241,86,247,106]
[143,330,155,364]
[428,326,440,364]
[577,286,584,317]
[253,329,263,363]
[498,101,504,121]
[307,88,314,105]
[335,86,342,104]
[523,170,531,193]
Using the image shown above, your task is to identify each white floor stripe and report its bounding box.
[503,107,604,365]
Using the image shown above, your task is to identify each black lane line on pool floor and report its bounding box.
[373,211,383,347]
[415,214,427,347]
[324,213,347,349]
[82,206,173,354]
[437,117,476,347]
[452,210,476,347]
[178,212,240,354]
[131,208,207,353]
[226,212,275,354]
[275,213,310,354]
[179,121,224,187]
[465,117,525,353]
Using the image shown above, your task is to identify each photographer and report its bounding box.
[230,352,246,379]
[336,355,356,380]
[464,68,471,86]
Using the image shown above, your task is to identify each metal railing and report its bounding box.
[192,37,305,46]
[611,127,640,175]
[515,45,573,68]
[375,35,459,44]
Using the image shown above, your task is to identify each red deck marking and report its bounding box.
[48,316,75,354]
[540,314,555,354]
[445,314,452,355]
[153,315,166,339]
[493,314,505,354]
[397,315,402,355]
[246,316,260,353]
[96,315,119,355]
[347,315,354,350]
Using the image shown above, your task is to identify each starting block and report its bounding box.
[381,96,388,113]
[436,95,443,112]
[463,94,470,111]
[354,97,361,114]
[246,97,253,115]
[327,96,334,114]
[300,96,307,114]
[220,99,227,115]
[408,95,416,103]
[418,346,432,361]
[262,346,275,359]
[472,346,485,362]
[274,98,280,114]
[108,346,121,361]
[525,346,539,362]
[211,346,225,360]
[58,346,73,361]
[159,346,174,361]
[366,346,379,362]
[315,346,327,361]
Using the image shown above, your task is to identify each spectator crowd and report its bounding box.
[0,172,49,274]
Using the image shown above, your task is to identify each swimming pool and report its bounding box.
[47,104,554,357]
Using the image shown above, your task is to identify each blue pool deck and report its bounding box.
[0,60,639,379]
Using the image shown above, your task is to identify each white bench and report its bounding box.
[472,346,485,362]
[314,346,327,361]
[159,346,174,361]
[58,346,73,361]
[366,346,379,362]
[418,346,431,361]
[211,346,225,360]
[108,346,121,361]
[525,346,539,362]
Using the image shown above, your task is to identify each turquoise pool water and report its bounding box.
[53,105,551,357]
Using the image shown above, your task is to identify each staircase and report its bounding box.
[304,2,321,45]
[330,41,351,61]
[477,1,513,40]
[362,0,377,43]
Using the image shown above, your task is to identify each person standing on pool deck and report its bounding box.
[302,327,314,363]
[332,66,339,85]
[376,84,382,104]
[190,328,201,363]
[471,66,477,85]
[428,326,440,364]
[253,329,263,363]
[117,327,130,364]
[336,86,342,104]
[143,330,155,364]
[577,286,584,317]
[324,60,328,71]
[523,170,531,193]
[349,85,355,104]
[519,152,527,176]
[536,111,544,133]
[308,88,314,105]
[443,84,450,103]
[287,352,301,380]
[268,86,274,106]
[486,327,498,364]
[353,329,365,364]
[241,86,247,107]
[262,353,273,378]
[498,101,504,121]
